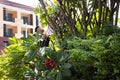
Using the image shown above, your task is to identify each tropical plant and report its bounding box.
[0,37,27,79]
[21,33,72,80]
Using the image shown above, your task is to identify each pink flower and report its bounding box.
[45,59,56,68]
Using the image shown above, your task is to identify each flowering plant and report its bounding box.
[22,35,72,80]
[45,59,57,68]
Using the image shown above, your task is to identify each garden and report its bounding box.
[0,0,120,80]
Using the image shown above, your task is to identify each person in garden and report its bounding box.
[34,25,50,47]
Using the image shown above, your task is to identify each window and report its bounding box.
[5,28,14,37]
[30,14,33,25]
[3,41,9,47]
[21,30,26,37]
[21,16,28,24]
[5,13,14,22]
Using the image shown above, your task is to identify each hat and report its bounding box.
[35,25,44,32]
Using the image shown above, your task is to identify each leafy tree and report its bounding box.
[37,0,120,39]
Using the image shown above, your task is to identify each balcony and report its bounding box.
[4,26,16,37]
[4,13,15,22]
[3,8,17,22]
[4,28,14,37]
[21,13,33,25]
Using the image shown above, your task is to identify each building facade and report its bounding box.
[0,0,39,53]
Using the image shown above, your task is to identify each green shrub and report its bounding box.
[65,33,120,80]
[1,32,120,80]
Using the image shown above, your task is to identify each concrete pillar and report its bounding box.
[33,14,37,33]
[15,10,22,38]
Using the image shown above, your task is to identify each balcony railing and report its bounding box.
[5,17,15,22]
[4,13,15,22]
[4,32,15,37]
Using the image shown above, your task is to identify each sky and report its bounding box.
[8,0,39,7]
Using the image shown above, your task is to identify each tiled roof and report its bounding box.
[0,0,34,11]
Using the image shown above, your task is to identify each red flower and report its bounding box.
[45,59,56,68]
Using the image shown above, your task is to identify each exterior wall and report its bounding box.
[6,10,17,19]
[0,24,3,37]
[0,6,3,20]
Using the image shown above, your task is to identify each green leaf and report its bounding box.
[56,72,62,80]
[60,53,70,62]
[25,50,36,62]
[55,51,62,62]
[46,76,55,80]
[62,63,72,69]
[62,69,71,77]
[45,47,55,59]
